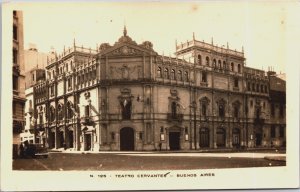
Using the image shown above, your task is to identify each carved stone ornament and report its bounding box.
[111,46,143,56]
[170,89,178,97]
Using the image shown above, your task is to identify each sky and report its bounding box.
[11,1,300,73]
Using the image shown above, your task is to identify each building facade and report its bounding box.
[13,10,26,146]
[31,27,286,151]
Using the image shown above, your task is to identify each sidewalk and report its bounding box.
[49,148,286,162]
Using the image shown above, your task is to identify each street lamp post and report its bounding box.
[190,101,197,150]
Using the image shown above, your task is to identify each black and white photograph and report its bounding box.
[1,1,299,191]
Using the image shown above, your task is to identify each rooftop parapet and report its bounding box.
[176,39,244,58]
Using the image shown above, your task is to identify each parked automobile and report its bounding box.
[22,143,48,158]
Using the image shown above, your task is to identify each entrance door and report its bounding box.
[49,131,55,148]
[120,127,134,151]
[68,131,74,148]
[169,132,180,150]
[199,128,209,148]
[256,133,262,146]
[232,128,240,147]
[216,128,226,147]
[58,131,64,148]
[85,134,91,151]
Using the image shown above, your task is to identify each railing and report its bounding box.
[167,113,183,122]
[80,116,93,125]
[176,40,244,57]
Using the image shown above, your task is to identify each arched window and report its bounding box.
[171,69,176,80]
[206,57,210,66]
[202,103,207,116]
[233,105,239,118]
[231,62,234,71]
[223,61,226,69]
[57,104,64,120]
[252,83,255,91]
[157,67,162,78]
[171,102,177,118]
[238,64,241,73]
[49,106,55,122]
[261,85,264,93]
[177,70,183,81]
[197,55,202,65]
[67,101,74,119]
[213,59,217,68]
[184,71,189,81]
[219,104,225,118]
[164,68,169,79]
[256,84,259,92]
[218,60,222,69]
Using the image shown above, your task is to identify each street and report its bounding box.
[13,152,286,171]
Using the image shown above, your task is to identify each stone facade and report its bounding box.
[31,27,286,151]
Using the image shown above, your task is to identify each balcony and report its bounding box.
[167,113,183,122]
[80,116,93,125]
[254,117,265,125]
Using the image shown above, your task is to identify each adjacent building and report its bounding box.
[31,27,286,151]
[12,10,26,146]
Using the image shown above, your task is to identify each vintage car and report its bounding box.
[23,143,48,158]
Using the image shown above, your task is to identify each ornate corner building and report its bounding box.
[29,27,286,151]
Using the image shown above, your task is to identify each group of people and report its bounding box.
[18,140,33,158]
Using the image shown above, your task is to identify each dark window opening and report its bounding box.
[238,64,241,73]
[121,99,132,119]
[256,108,261,119]
[197,55,202,65]
[279,126,284,137]
[234,78,238,88]
[279,105,284,117]
[13,75,18,90]
[171,102,177,118]
[234,106,239,118]
[13,49,18,64]
[219,105,225,118]
[202,103,207,116]
[164,68,169,79]
[157,67,162,78]
[206,57,210,66]
[247,82,251,91]
[231,62,234,71]
[271,104,275,117]
[184,71,189,81]
[85,105,90,117]
[13,25,17,40]
[252,83,255,91]
[171,69,175,80]
[177,70,183,81]
[271,126,276,138]
[202,72,207,82]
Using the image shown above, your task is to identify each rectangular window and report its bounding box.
[13,25,17,40]
[13,75,18,90]
[202,72,207,82]
[271,104,275,117]
[279,105,284,117]
[85,105,90,117]
[234,78,238,87]
[68,78,72,89]
[271,126,276,138]
[279,126,284,137]
[13,49,18,64]
[202,104,207,116]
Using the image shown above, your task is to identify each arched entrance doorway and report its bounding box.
[232,128,240,147]
[199,128,209,148]
[216,128,226,147]
[68,130,74,148]
[49,130,55,148]
[120,127,134,151]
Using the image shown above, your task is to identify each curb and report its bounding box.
[264,156,286,162]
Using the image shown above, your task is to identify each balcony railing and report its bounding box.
[167,113,183,122]
[80,116,93,125]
